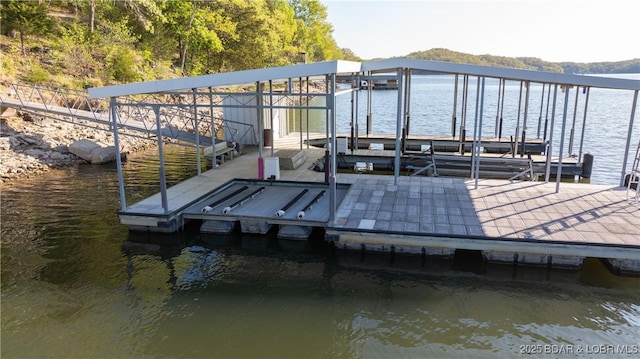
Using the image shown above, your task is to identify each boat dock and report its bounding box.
[118,133,640,275]
[85,58,639,275]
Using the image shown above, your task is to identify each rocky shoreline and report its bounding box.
[0,108,155,185]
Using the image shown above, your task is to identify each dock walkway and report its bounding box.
[119,133,640,274]
[0,95,212,146]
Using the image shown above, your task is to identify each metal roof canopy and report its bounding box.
[88,59,639,98]
[361,59,640,91]
[90,58,639,227]
[88,60,362,98]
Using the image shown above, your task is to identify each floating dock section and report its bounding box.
[182,179,350,239]
[115,153,640,275]
[85,57,639,275]
[324,175,640,275]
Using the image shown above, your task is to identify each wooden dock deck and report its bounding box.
[119,133,640,274]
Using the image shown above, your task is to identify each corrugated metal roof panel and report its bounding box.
[88,58,639,98]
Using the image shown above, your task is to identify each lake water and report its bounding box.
[2,143,640,358]
[294,74,640,185]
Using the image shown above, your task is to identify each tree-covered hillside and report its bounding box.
[0,1,635,92]
[404,48,639,74]
[0,0,360,89]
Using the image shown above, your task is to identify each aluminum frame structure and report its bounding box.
[88,59,639,225]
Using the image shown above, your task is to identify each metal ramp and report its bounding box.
[0,83,247,147]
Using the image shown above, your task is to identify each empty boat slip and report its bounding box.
[182,179,350,236]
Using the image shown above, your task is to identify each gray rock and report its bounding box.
[91,146,117,164]
[49,152,66,160]
[17,134,41,145]
[0,137,11,150]
[9,137,20,148]
[0,107,17,118]
[24,149,46,158]
[69,139,101,161]
[53,145,70,154]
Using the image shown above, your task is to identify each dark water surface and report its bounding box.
[2,145,639,358]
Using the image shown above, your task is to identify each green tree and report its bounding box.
[211,0,297,71]
[0,0,54,55]
[290,0,340,62]
[95,18,143,83]
[159,0,236,75]
[340,48,362,61]
[261,0,298,67]
[78,0,165,34]
[56,22,97,78]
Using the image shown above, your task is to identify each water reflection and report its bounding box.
[114,229,640,358]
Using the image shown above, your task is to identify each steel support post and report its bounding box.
[111,97,127,212]
[154,105,169,213]
[556,86,571,193]
[620,90,638,186]
[475,77,486,189]
[394,68,404,184]
[192,88,201,175]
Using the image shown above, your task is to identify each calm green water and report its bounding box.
[2,145,639,358]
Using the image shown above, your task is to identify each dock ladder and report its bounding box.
[627,138,640,205]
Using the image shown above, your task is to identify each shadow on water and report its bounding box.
[114,224,640,358]
[121,221,638,292]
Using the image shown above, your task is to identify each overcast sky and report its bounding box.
[321,0,640,62]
